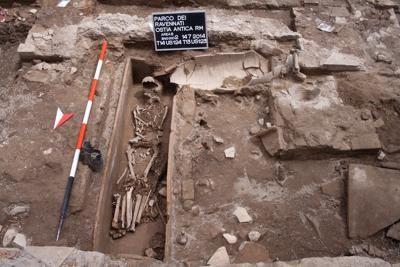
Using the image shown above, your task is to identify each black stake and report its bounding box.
[56,176,74,240]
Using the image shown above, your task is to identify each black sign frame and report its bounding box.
[152,10,209,51]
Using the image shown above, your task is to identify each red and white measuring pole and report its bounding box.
[56,40,108,241]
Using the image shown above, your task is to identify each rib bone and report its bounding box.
[136,114,148,126]
[116,167,127,185]
[159,106,168,129]
[136,132,145,139]
[143,148,159,182]
[132,110,139,129]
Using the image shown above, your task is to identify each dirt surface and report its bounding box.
[0,0,117,250]
[0,44,112,249]
[1,0,400,265]
[167,89,400,265]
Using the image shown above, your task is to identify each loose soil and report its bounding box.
[168,90,400,264]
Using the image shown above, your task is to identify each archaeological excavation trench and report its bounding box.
[94,57,175,259]
[91,49,399,264]
[3,0,400,266]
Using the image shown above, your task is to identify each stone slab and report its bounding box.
[80,11,300,42]
[371,0,399,8]
[0,248,392,267]
[259,127,287,156]
[270,76,381,157]
[19,11,298,61]
[207,246,230,266]
[2,228,18,247]
[19,25,79,60]
[223,233,238,244]
[348,164,400,238]
[277,256,391,267]
[1,247,127,267]
[298,39,364,72]
[25,246,75,267]
[387,221,400,240]
[322,52,365,72]
[17,43,36,59]
[170,51,268,91]
[233,207,253,223]
[11,234,27,249]
[206,10,300,42]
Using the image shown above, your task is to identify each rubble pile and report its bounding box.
[0,6,36,44]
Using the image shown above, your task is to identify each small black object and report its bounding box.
[80,141,103,172]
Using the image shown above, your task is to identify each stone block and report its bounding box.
[348,164,400,238]
[259,126,286,157]
[207,246,230,266]
[322,52,364,71]
[11,234,27,249]
[387,222,400,241]
[25,246,75,267]
[269,76,381,158]
[17,43,36,60]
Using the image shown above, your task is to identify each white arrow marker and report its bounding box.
[54,107,74,129]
